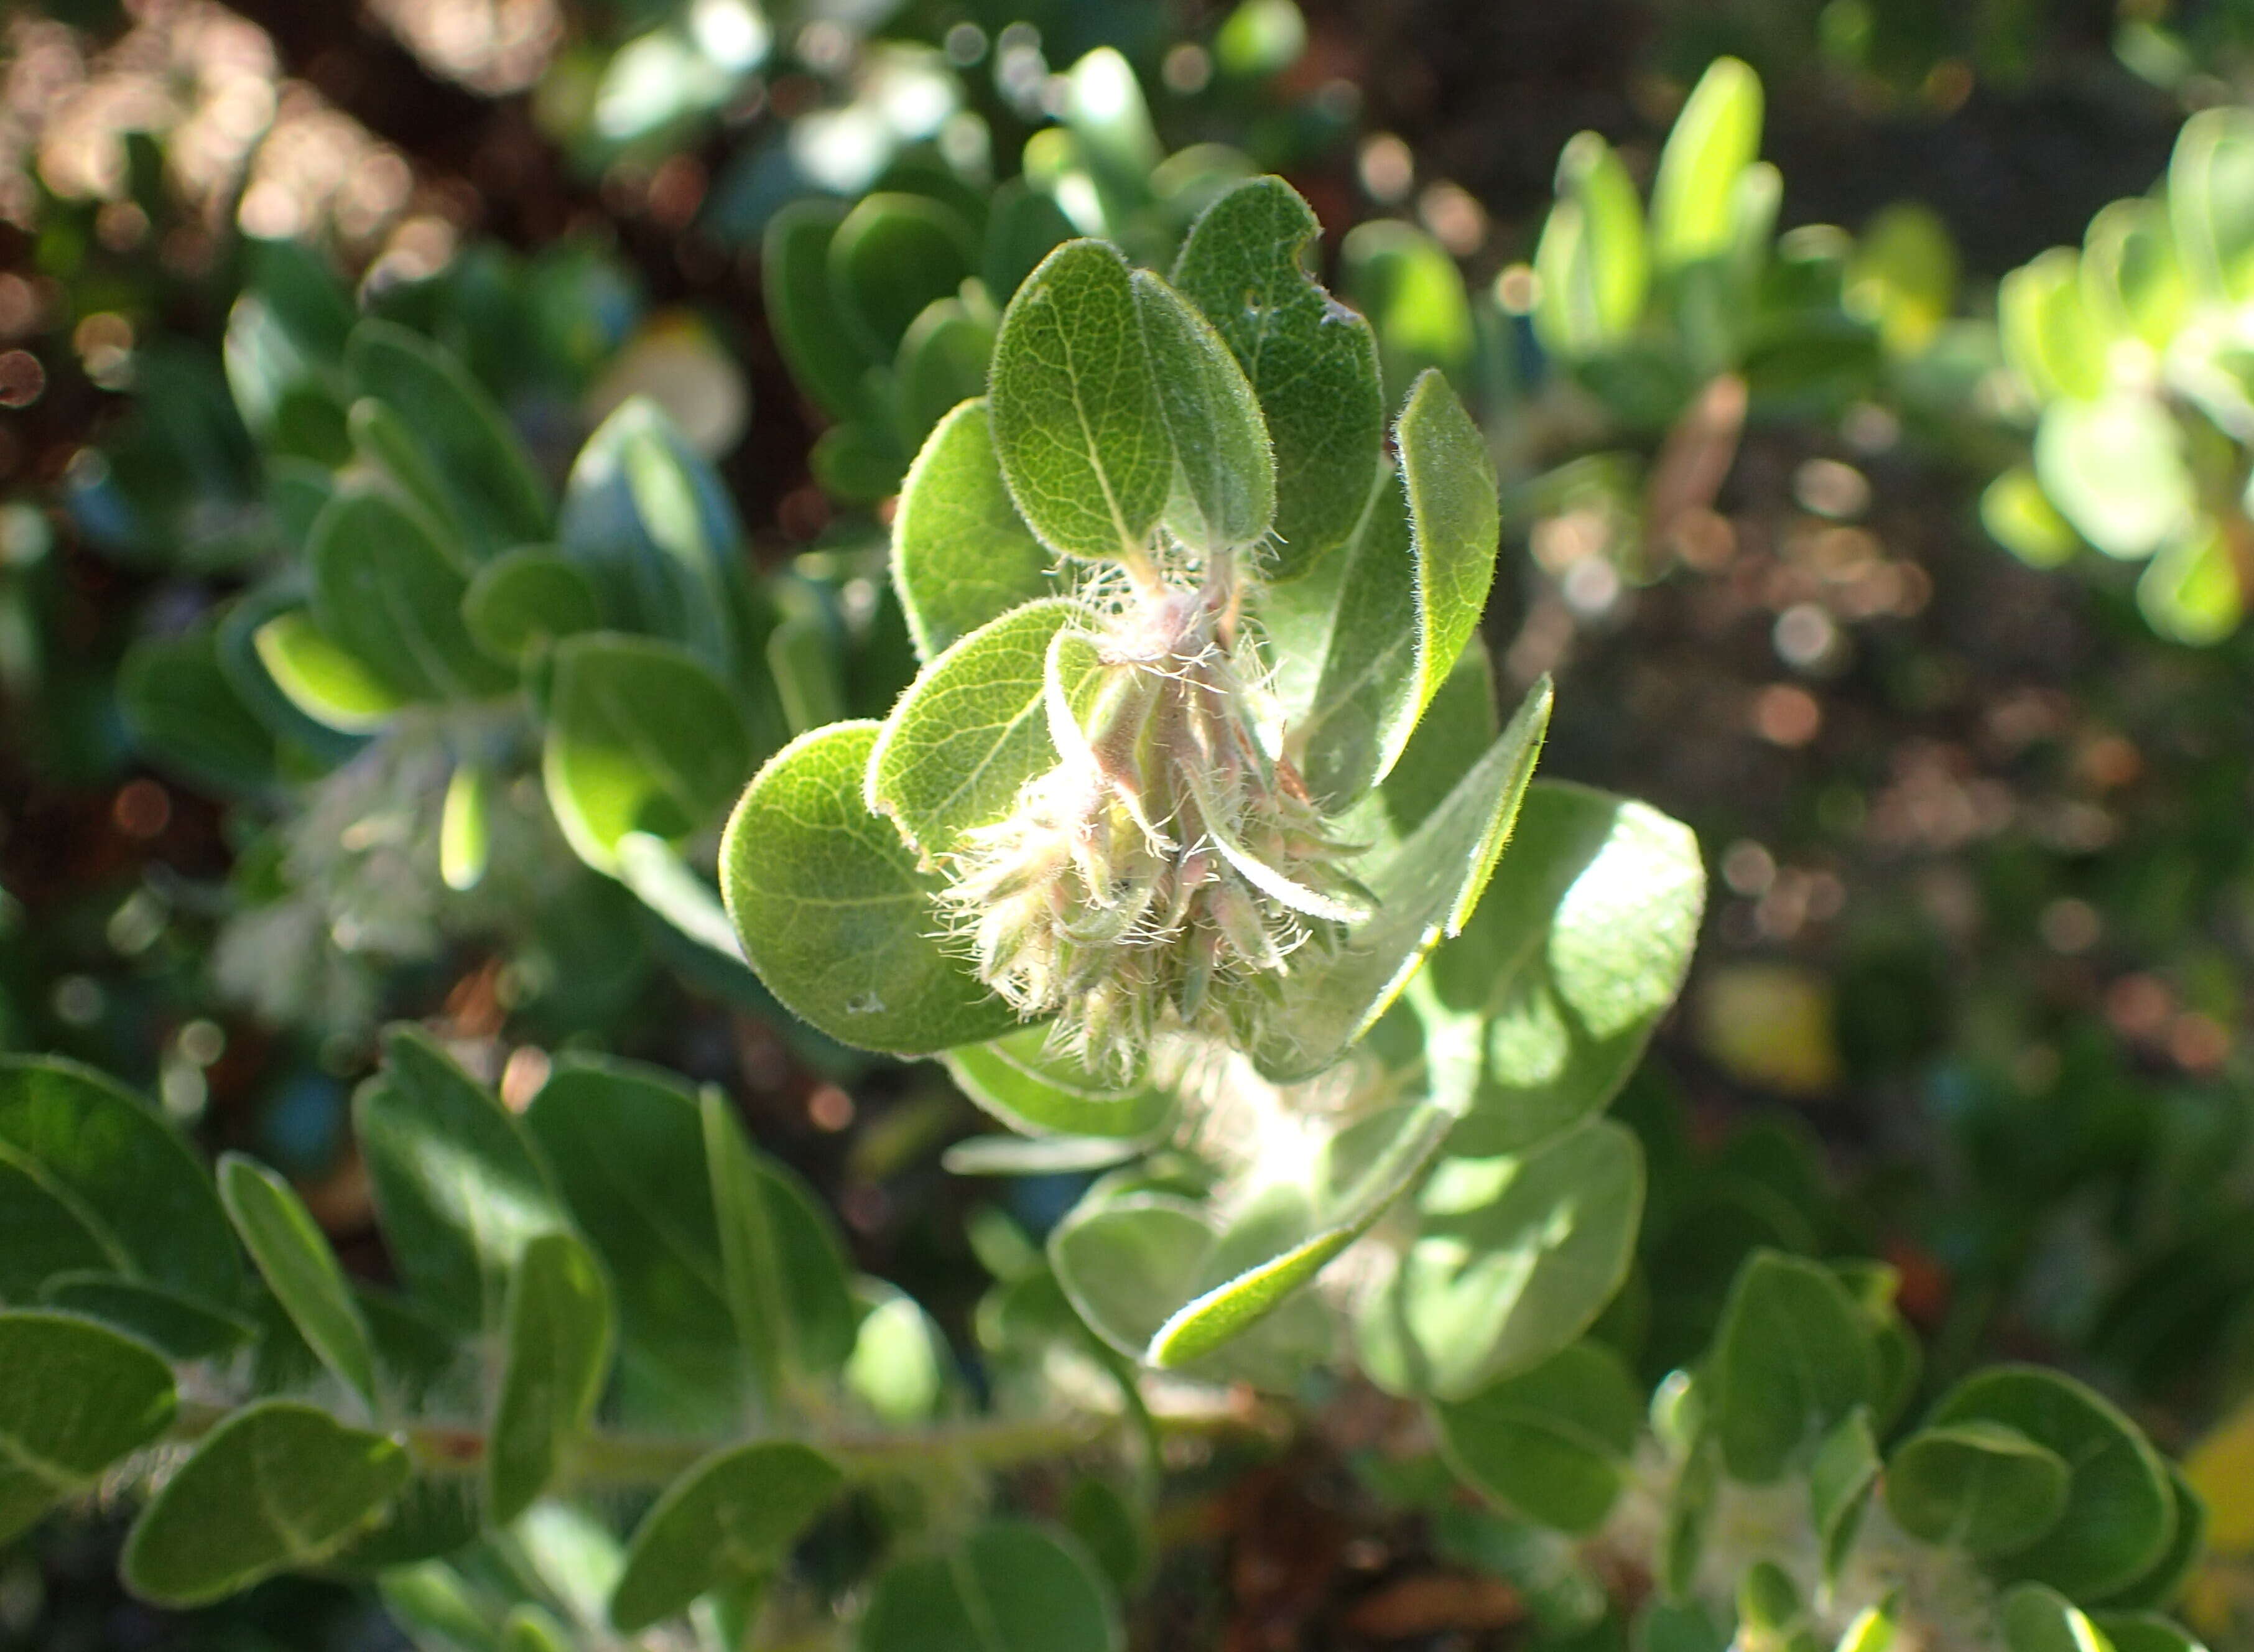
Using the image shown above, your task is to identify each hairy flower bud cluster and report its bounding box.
[937,567,1371,1075]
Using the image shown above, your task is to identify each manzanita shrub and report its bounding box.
[0,124,2221,1652]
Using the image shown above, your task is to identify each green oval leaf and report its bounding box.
[610,1441,843,1634]
[1129,267,1274,553]
[523,1059,735,1430]
[1651,57,1764,272]
[558,397,749,674]
[1534,133,1651,356]
[985,179,1078,303]
[702,1091,858,1402]
[867,597,1081,859]
[252,609,408,732]
[542,632,752,875]
[1419,782,1705,1156]
[213,578,364,762]
[35,1275,255,1363]
[897,298,996,448]
[858,1520,1122,1652]
[440,761,492,893]
[0,1057,242,1306]
[1396,369,1500,740]
[1253,675,1551,1083]
[308,489,514,702]
[219,1153,379,1409]
[463,547,604,664]
[764,201,881,425]
[122,1401,409,1607]
[118,627,279,793]
[350,394,470,549]
[1932,1366,2176,1597]
[1812,1407,1881,1585]
[893,399,1058,662]
[2001,1585,2122,1652]
[354,1027,565,1335]
[1340,221,1476,404]
[2033,394,2192,562]
[0,1154,121,1296]
[2169,106,2254,301]
[845,1286,952,1424]
[1886,1420,2072,1557]
[0,1311,176,1546]
[2097,1465,2207,1612]
[1293,468,1416,809]
[1707,1250,1878,1484]
[2138,517,2242,645]
[1049,1194,1214,1361]
[990,241,1174,564]
[1435,1340,1643,1534]
[722,721,1021,1056]
[1358,1116,1644,1399]
[831,193,977,362]
[346,319,551,552]
[2000,248,2112,402]
[489,1230,616,1523]
[2090,1614,2207,1652]
[1171,176,1384,579]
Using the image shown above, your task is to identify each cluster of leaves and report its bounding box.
[726,170,1695,1380]
[759,39,1329,506]
[1388,1241,2207,1652]
[0,1036,1139,1647]
[98,234,912,1037]
[0,1025,2212,1652]
[715,167,2209,1648]
[1978,107,2254,644]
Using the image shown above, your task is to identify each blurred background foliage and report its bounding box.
[9,0,2254,1646]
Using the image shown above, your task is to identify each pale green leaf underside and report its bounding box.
[1394,369,1500,770]
[253,610,406,733]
